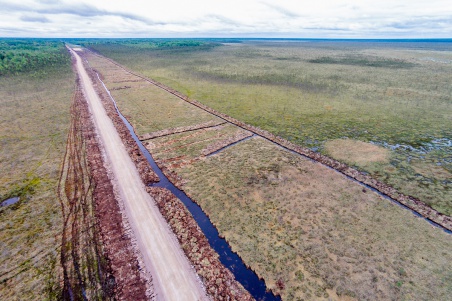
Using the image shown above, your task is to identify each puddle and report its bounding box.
[1,197,20,207]
[372,138,452,154]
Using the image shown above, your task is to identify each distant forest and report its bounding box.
[0,39,70,76]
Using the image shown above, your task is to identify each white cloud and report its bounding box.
[20,14,51,23]
[0,0,451,37]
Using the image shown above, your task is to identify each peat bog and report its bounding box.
[82,42,452,301]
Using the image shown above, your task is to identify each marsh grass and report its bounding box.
[86,40,452,214]
[179,138,452,301]
[83,47,452,301]
[0,56,73,299]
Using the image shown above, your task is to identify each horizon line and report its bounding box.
[1,37,452,40]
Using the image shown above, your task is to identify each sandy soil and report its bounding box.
[70,48,209,301]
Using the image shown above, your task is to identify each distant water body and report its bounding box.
[224,38,452,50]
[218,38,452,43]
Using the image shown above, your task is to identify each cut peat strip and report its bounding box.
[205,134,256,157]
[86,51,452,234]
[139,120,226,141]
[94,71,281,301]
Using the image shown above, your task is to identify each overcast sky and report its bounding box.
[0,0,451,38]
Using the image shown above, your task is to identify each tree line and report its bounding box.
[0,39,70,76]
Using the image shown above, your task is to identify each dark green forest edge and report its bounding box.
[0,39,69,76]
[78,39,451,216]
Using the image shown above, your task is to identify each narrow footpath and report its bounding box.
[70,48,209,301]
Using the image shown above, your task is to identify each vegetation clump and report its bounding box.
[324,139,389,167]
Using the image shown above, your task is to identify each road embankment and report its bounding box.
[70,48,210,301]
[68,74,151,300]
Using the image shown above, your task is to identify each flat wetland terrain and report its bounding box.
[0,40,73,299]
[87,39,452,216]
[84,40,452,301]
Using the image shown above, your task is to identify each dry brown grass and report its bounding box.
[179,138,452,301]
[324,139,389,167]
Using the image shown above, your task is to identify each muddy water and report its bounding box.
[96,74,281,301]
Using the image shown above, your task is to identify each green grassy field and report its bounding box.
[85,49,452,301]
[0,40,73,300]
[83,39,452,215]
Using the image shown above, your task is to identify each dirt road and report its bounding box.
[70,48,209,301]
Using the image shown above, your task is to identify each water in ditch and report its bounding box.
[97,74,281,300]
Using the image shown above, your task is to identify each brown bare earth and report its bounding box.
[60,74,152,300]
